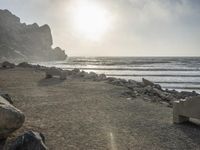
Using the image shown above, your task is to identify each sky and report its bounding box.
[0,0,200,56]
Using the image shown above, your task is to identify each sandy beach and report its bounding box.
[0,66,200,150]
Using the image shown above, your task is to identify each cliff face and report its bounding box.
[0,9,67,62]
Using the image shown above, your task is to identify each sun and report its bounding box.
[70,0,112,40]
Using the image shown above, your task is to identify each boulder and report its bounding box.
[0,96,25,139]
[71,68,80,75]
[1,61,15,69]
[142,78,154,87]
[77,71,88,78]
[17,62,33,68]
[45,67,66,80]
[86,72,98,80]
[97,74,107,81]
[8,131,48,150]
[142,78,162,90]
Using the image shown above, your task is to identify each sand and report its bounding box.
[0,67,200,150]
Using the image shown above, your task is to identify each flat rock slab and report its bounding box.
[0,68,200,150]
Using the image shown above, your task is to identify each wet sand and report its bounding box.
[0,67,200,150]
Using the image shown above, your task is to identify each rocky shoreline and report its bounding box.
[0,61,199,149]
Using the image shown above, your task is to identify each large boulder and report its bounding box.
[8,131,48,150]
[0,96,25,139]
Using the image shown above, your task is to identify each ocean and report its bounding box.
[37,57,200,93]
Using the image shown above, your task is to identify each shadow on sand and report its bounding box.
[38,78,64,86]
[174,120,200,145]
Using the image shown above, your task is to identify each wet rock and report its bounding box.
[0,96,25,139]
[8,131,48,150]
[1,61,15,69]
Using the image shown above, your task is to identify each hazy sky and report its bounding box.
[0,0,200,56]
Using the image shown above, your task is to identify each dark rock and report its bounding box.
[8,131,48,150]
[17,62,33,68]
[142,78,154,87]
[1,61,15,69]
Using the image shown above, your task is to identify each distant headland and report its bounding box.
[0,9,67,62]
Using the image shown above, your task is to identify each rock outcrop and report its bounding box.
[0,9,67,62]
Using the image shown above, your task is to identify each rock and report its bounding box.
[125,80,140,89]
[85,72,98,80]
[17,62,33,68]
[0,91,13,104]
[45,67,66,80]
[77,71,88,78]
[8,131,48,150]
[142,78,154,87]
[97,74,107,81]
[1,61,15,69]
[0,96,25,139]
[142,78,162,90]
[179,91,199,98]
[71,68,80,75]
[0,9,67,61]
[106,77,116,82]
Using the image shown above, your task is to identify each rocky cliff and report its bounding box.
[0,9,67,62]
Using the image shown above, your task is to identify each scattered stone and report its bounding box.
[8,131,48,150]
[0,96,25,139]
[1,61,15,69]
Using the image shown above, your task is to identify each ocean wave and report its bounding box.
[63,67,200,71]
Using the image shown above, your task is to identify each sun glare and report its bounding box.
[70,0,112,40]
